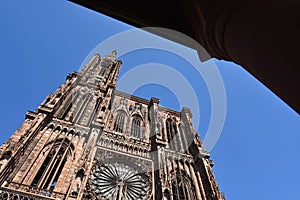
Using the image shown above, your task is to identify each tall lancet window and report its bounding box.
[113,112,125,133]
[131,115,142,138]
[31,138,74,191]
[178,124,188,153]
[57,91,80,120]
[166,118,180,151]
[171,169,197,200]
[166,118,174,150]
[172,121,180,151]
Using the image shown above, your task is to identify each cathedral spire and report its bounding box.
[103,49,117,60]
[78,51,121,89]
[112,49,117,57]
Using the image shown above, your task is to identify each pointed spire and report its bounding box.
[104,49,117,60]
[112,49,117,57]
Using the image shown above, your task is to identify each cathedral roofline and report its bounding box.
[114,90,182,117]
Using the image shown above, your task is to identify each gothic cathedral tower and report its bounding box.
[0,51,225,200]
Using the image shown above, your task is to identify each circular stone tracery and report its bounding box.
[89,162,151,200]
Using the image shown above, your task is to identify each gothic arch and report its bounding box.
[166,118,174,150]
[0,151,12,161]
[178,123,188,152]
[114,108,129,117]
[109,140,113,148]
[171,166,197,200]
[74,131,81,137]
[56,93,62,98]
[57,90,80,120]
[103,139,109,148]
[129,145,133,153]
[31,138,74,191]
[130,114,143,138]
[119,143,124,151]
[54,126,62,132]
[76,168,85,180]
[73,92,93,123]
[134,147,138,155]
[166,118,182,151]
[124,144,129,153]
[114,141,119,150]
[62,127,68,134]
[158,118,165,140]
[47,123,55,130]
[68,129,75,136]
[113,110,127,133]
[131,111,144,121]
[76,92,94,125]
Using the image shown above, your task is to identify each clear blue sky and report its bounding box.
[0,1,299,199]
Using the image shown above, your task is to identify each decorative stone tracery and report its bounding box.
[83,149,153,200]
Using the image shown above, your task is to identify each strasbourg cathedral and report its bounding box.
[0,51,225,200]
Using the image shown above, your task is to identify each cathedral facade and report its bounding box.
[0,51,225,200]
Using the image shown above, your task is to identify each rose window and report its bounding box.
[89,162,151,200]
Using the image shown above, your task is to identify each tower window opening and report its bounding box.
[131,115,141,138]
[31,139,73,191]
[113,113,125,133]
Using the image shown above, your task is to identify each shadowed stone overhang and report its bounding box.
[69,0,300,114]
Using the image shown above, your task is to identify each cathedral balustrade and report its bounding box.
[102,131,150,147]
[99,131,150,155]
[45,120,89,140]
[164,148,193,160]
[51,119,73,128]
[0,182,65,199]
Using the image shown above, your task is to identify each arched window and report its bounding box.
[57,91,80,120]
[0,151,12,161]
[172,121,180,151]
[166,119,173,149]
[178,124,188,153]
[73,93,93,123]
[171,169,197,200]
[31,138,74,191]
[113,112,125,133]
[77,93,94,126]
[95,67,107,84]
[166,118,181,151]
[0,151,12,170]
[131,115,141,138]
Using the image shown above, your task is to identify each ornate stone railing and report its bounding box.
[0,182,66,200]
